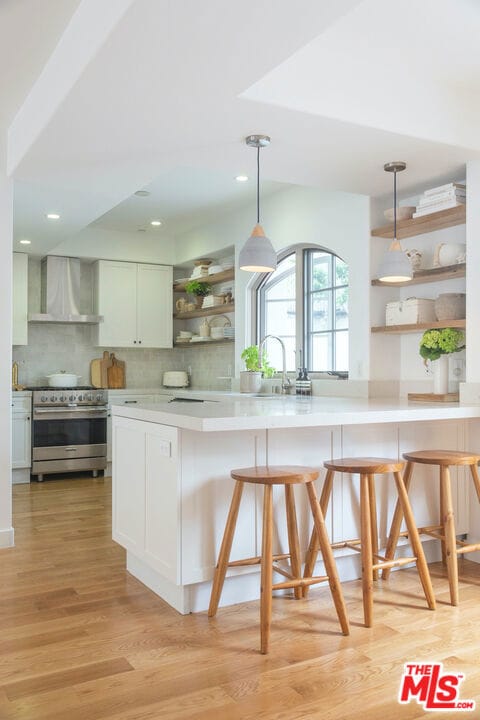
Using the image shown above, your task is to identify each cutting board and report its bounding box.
[90,351,112,388]
[408,392,459,403]
[107,353,126,389]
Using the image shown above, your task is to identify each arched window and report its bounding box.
[254,246,349,374]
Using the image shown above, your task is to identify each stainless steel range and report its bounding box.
[31,386,108,482]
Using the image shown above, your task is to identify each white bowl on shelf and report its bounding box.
[384,206,415,222]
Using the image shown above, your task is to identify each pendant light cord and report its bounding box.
[256,146,260,224]
[393,168,397,241]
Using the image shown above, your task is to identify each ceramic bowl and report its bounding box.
[179,331,193,338]
[384,206,415,222]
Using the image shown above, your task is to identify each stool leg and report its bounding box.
[368,474,379,581]
[306,481,350,635]
[360,473,373,627]
[439,473,447,565]
[303,469,334,594]
[260,484,273,654]
[285,485,302,600]
[383,461,413,581]
[208,480,244,618]
[393,471,436,611]
[469,463,480,503]
[440,466,459,606]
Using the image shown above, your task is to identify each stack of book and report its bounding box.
[413,183,466,218]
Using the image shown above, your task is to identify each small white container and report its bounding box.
[386,298,436,325]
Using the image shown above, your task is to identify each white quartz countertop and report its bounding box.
[111,395,480,432]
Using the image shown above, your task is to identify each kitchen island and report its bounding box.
[111,396,480,613]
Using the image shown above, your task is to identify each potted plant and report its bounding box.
[419,327,465,394]
[184,280,211,308]
[240,345,276,393]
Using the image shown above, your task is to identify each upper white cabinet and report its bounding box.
[94,260,172,348]
[13,253,28,346]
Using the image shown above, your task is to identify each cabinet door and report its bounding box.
[95,261,137,347]
[13,253,28,346]
[12,412,31,468]
[112,417,146,554]
[136,264,172,348]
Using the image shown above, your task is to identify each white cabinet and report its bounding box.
[94,261,172,348]
[12,396,31,482]
[107,393,174,462]
[112,417,180,583]
[13,253,28,346]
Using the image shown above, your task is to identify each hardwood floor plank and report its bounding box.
[0,477,479,719]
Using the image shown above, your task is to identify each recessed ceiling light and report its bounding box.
[235,175,249,182]
[46,213,60,220]
[134,190,150,197]
[19,239,31,245]
[151,220,162,226]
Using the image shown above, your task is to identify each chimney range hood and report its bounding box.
[28,256,103,324]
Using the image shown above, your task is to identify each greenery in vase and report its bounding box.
[419,328,465,363]
[184,280,211,297]
[241,345,276,378]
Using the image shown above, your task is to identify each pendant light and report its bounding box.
[377,161,412,283]
[239,134,277,273]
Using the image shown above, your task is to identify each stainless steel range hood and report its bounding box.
[28,256,103,324]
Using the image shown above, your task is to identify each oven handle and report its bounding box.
[33,408,108,419]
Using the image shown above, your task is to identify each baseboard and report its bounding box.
[0,527,14,548]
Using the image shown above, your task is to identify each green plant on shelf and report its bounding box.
[241,345,276,378]
[184,280,211,297]
[419,327,465,363]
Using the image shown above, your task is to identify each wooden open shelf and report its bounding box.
[371,263,466,287]
[372,318,465,334]
[173,268,234,292]
[174,302,235,320]
[371,204,466,240]
[174,338,234,348]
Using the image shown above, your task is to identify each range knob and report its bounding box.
[86,393,94,401]
[59,395,66,402]
[41,395,48,402]
[96,393,104,401]
[77,394,83,402]
[51,395,58,402]
[69,394,76,402]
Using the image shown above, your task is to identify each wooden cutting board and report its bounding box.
[107,353,126,389]
[90,351,112,388]
[408,392,459,402]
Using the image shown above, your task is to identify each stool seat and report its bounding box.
[209,464,349,653]
[384,450,480,606]
[304,457,435,627]
[325,457,404,474]
[403,450,480,467]
[231,465,318,484]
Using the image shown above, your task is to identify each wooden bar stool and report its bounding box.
[303,458,436,627]
[208,465,350,654]
[383,450,480,606]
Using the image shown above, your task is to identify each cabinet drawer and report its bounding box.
[12,396,31,413]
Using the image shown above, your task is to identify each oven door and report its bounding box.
[32,407,107,461]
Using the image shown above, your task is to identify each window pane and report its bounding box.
[265,300,296,336]
[265,269,296,300]
[312,333,332,371]
[335,331,349,371]
[335,257,349,286]
[311,252,331,290]
[335,288,348,329]
[311,292,332,331]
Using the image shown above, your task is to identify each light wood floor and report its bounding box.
[1,477,480,720]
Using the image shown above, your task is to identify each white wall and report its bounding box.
[175,185,371,382]
[0,144,13,547]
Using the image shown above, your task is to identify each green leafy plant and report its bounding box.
[419,328,465,363]
[184,280,211,297]
[241,345,276,378]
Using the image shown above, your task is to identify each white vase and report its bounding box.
[433,355,449,394]
[240,371,262,393]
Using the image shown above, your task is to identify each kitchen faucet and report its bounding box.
[258,335,292,394]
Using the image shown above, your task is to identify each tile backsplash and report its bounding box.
[13,257,234,390]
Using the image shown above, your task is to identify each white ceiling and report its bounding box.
[8,0,480,256]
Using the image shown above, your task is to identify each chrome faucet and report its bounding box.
[258,335,292,394]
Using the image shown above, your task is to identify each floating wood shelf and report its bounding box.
[174,338,234,348]
[371,205,466,240]
[174,302,235,320]
[371,263,466,287]
[173,268,234,292]
[372,319,466,334]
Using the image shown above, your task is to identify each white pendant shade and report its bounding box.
[377,245,412,282]
[239,223,277,272]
